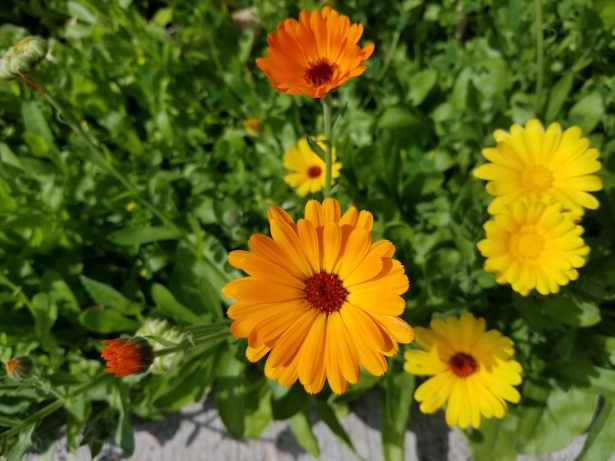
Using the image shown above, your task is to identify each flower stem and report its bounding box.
[322,94,333,198]
[0,374,112,441]
[534,0,544,113]
[32,80,187,241]
[154,329,231,357]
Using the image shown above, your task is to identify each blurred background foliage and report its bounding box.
[0,0,614,460]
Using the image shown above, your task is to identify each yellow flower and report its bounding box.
[477,201,589,296]
[256,7,374,98]
[222,198,414,394]
[473,119,603,215]
[283,137,342,197]
[404,313,522,429]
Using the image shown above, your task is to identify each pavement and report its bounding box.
[22,388,612,461]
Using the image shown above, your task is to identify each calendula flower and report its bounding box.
[223,198,414,394]
[256,7,374,98]
[5,356,34,381]
[283,137,342,196]
[477,200,589,296]
[404,313,522,429]
[101,337,154,377]
[243,117,262,133]
[474,119,603,215]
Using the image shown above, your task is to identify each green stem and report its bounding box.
[534,0,544,113]
[154,330,231,357]
[0,374,112,440]
[38,89,189,243]
[0,273,34,310]
[0,399,65,440]
[322,94,333,198]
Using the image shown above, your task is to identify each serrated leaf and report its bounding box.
[108,226,181,246]
[78,307,140,333]
[79,275,141,315]
[151,283,205,325]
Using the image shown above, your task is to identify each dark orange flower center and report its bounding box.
[304,271,348,314]
[304,58,337,87]
[449,352,478,377]
[307,165,322,178]
[6,358,17,373]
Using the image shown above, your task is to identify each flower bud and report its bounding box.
[0,36,48,80]
[101,337,154,377]
[136,318,184,374]
[5,355,35,381]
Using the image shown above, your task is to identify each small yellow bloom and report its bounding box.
[137,56,146,66]
[474,119,603,215]
[125,202,137,212]
[477,201,588,296]
[223,198,414,394]
[404,313,522,429]
[243,117,261,133]
[283,137,342,197]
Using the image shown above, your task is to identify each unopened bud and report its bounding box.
[101,337,154,377]
[5,355,35,381]
[0,36,48,80]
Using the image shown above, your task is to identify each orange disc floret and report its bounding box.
[101,337,154,377]
[256,7,374,98]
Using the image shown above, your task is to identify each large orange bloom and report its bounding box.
[222,198,414,394]
[255,7,374,98]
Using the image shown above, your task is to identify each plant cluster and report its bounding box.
[1,1,614,461]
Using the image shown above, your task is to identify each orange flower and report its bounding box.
[101,337,154,377]
[256,7,374,98]
[223,198,414,394]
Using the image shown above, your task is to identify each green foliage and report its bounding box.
[0,0,614,459]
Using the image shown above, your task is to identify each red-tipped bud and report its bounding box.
[5,355,35,381]
[101,337,154,377]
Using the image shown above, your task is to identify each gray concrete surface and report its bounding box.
[22,390,612,461]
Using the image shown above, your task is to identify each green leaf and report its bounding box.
[244,376,273,437]
[79,275,141,315]
[154,355,213,410]
[568,92,604,134]
[577,399,615,461]
[408,69,438,106]
[151,283,205,325]
[214,344,246,438]
[115,383,135,455]
[21,101,55,149]
[517,381,597,455]
[289,406,320,457]
[545,72,574,123]
[78,307,140,333]
[468,413,519,461]
[108,226,182,246]
[6,422,35,461]
[380,370,414,461]
[31,293,57,338]
[152,7,174,26]
[541,291,601,327]
[313,398,362,460]
[270,381,307,420]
